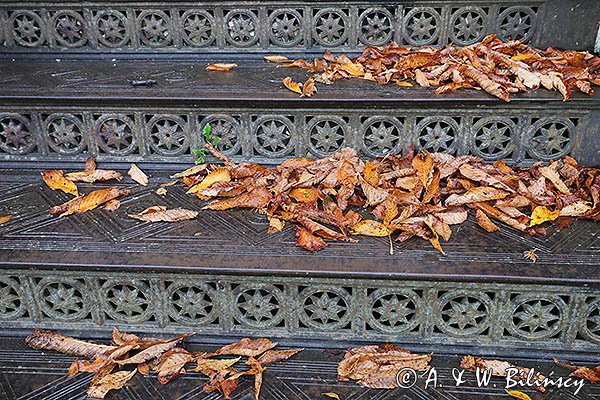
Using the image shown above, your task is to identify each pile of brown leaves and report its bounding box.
[25,328,302,399]
[337,344,431,388]
[276,35,600,101]
[177,143,600,254]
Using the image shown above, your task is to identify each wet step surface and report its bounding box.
[0,335,598,400]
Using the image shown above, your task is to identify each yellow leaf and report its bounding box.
[322,393,341,400]
[42,170,79,196]
[505,389,533,400]
[283,76,302,94]
[530,206,560,227]
[396,80,413,87]
[206,63,237,71]
[351,220,389,237]
[0,215,11,225]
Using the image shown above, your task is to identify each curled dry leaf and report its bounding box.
[323,393,341,400]
[115,333,193,365]
[257,348,303,366]
[338,344,431,389]
[153,348,194,384]
[0,215,12,225]
[296,225,328,251]
[302,77,317,97]
[461,355,546,392]
[264,55,292,63]
[87,369,137,399]
[128,163,149,186]
[42,170,78,196]
[25,329,116,359]
[475,209,499,232]
[129,206,199,222]
[187,167,231,194]
[156,187,167,196]
[283,76,303,94]
[206,63,237,71]
[65,157,122,183]
[215,338,277,357]
[49,188,130,217]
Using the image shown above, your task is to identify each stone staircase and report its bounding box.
[0,1,599,399]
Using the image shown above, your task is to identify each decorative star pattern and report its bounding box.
[442,296,487,330]
[141,13,170,44]
[532,122,570,157]
[48,118,83,151]
[373,295,415,327]
[316,12,345,43]
[184,13,212,44]
[0,117,33,153]
[420,121,455,152]
[453,11,483,43]
[107,285,148,318]
[364,121,399,155]
[211,119,238,152]
[237,289,280,323]
[98,118,134,151]
[151,119,185,151]
[228,13,256,44]
[55,14,84,44]
[171,287,213,321]
[0,282,21,316]
[475,121,512,156]
[42,283,83,317]
[362,12,391,43]
[311,120,344,154]
[257,120,290,153]
[271,12,301,44]
[501,11,531,41]
[14,14,42,44]
[408,12,436,42]
[513,300,560,334]
[586,306,600,337]
[304,291,347,325]
[97,13,127,44]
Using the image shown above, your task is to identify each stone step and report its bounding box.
[1,58,599,167]
[0,334,598,400]
[0,169,599,353]
[0,0,597,54]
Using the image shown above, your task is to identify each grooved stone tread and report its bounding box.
[0,335,598,400]
[0,169,599,284]
[1,58,600,106]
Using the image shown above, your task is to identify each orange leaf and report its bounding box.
[296,226,327,251]
[187,167,231,194]
[49,188,130,217]
[206,63,237,71]
[42,170,79,196]
[302,77,317,97]
[283,76,302,94]
[0,215,12,225]
[351,220,389,237]
[505,390,533,400]
[412,152,433,188]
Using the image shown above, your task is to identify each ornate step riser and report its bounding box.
[0,105,597,166]
[1,268,599,352]
[0,1,551,53]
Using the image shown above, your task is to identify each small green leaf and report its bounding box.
[213,136,220,147]
[203,123,212,141]
[191,148,203,154]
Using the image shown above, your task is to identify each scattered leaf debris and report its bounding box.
[554,358,600,383]
[270,35,600,101]
[173,142,600,254]
[461,355,546,392]
[25,329,302,400]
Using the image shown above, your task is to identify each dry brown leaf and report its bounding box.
[0,215,12,225]
[539,164,570,194]
[446,187,508,206]
[42,170,79,196]
[302,77,317,97]
[65,157,122,183]
[153,348,193,384]
[25,329,116,359]
[49,188,130,217]
[414,69,430,87]
[206,63,237,71]
[257,348,303,366]
[128,163,148,186]
[264,55,292,63]
[461,355,546,392]
[87,369,136,399]
[412,152,433,188]
[216,338,277,357]
[191,357,241,374]
[475,209,500,232]
[204,187,271,210]
[268,217,285,233]
[103,199,121,212]
[283,76,302,94]
[524,248,538,262]
[115,333,192,365]
[129,206,198,222]
[296,226,327,251]
[187,168,231,194]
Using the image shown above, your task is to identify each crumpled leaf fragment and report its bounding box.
[42,170,79,196]
[129,206,199,222]
[128,163,149,186]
